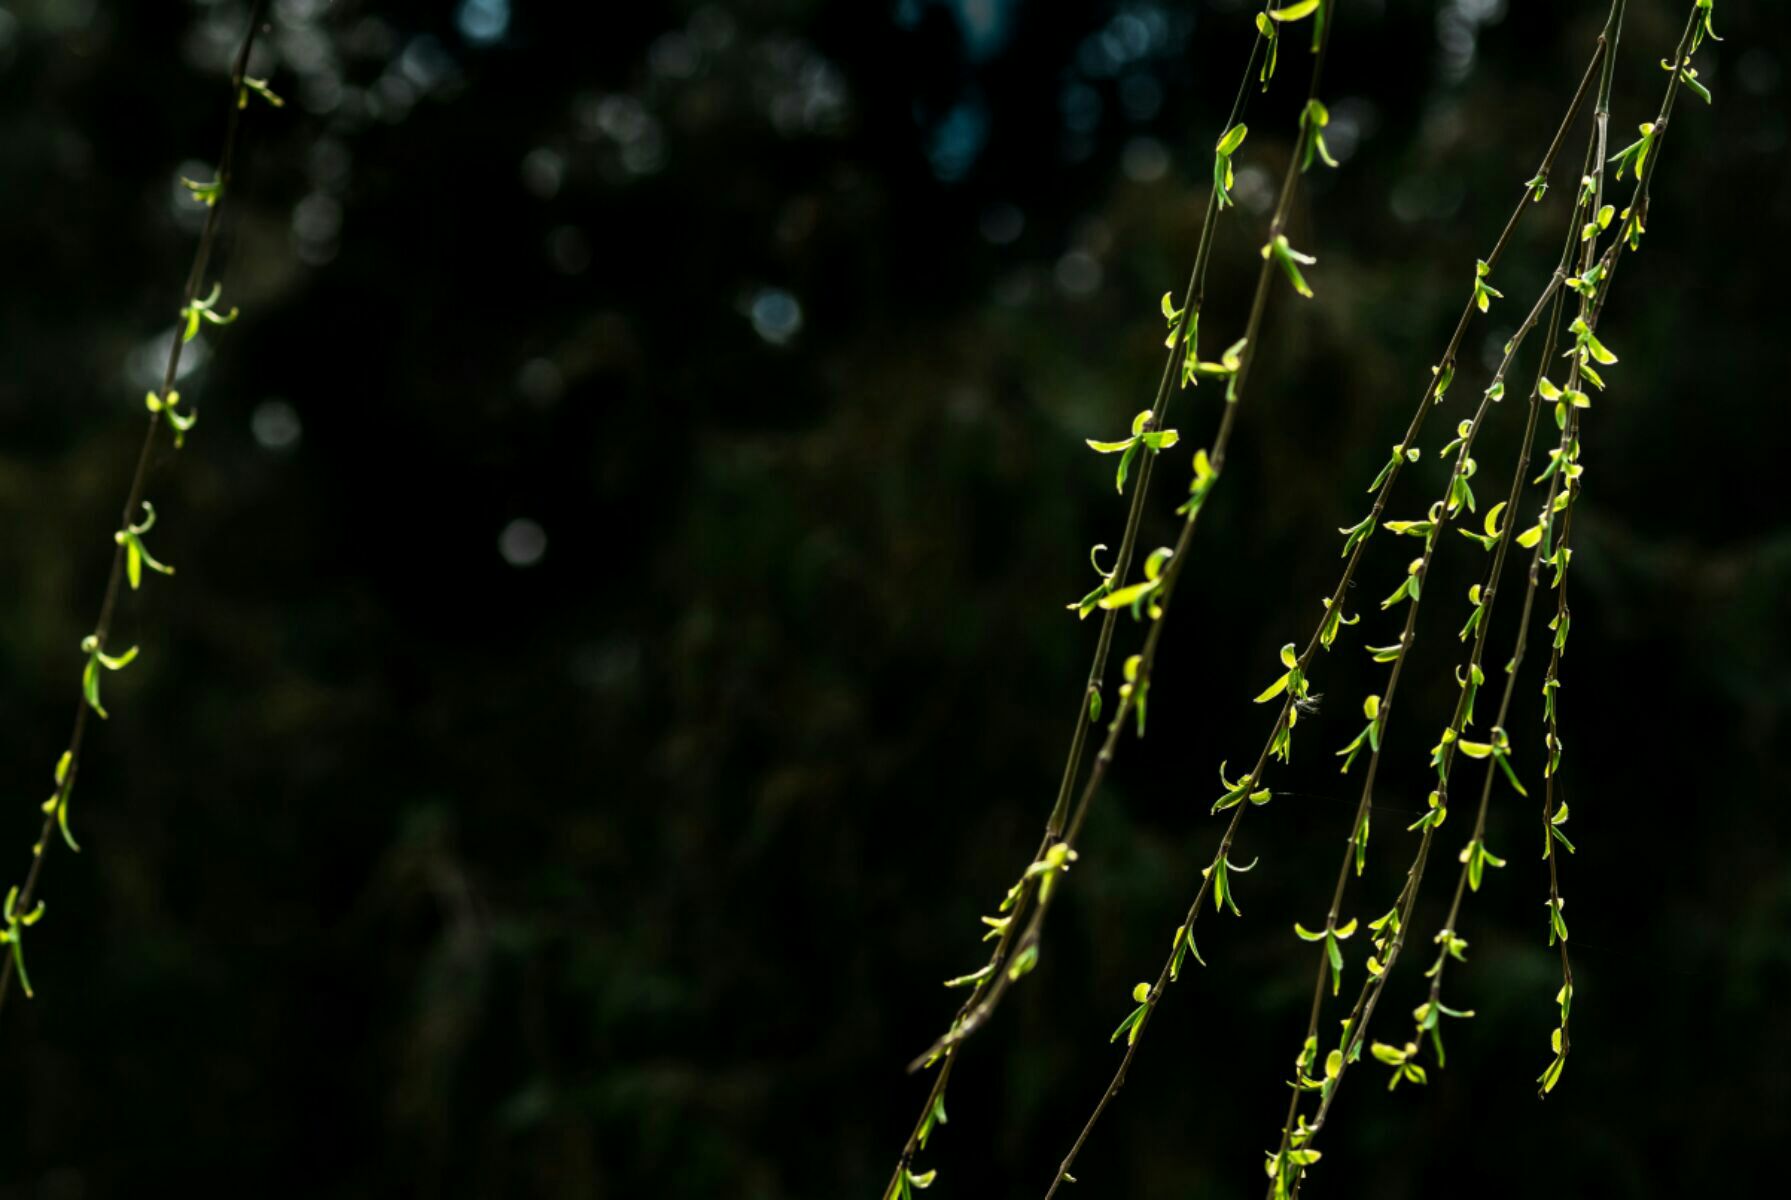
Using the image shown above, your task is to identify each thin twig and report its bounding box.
[0,0,272,1014]
[884,13,1276,1195]
[1036,13,1618,1195]
[1288,4,1707,1171]
[1263,51,1612,1200]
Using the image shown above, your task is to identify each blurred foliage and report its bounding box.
[0,0,1786,1196]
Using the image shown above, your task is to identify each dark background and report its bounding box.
[0,0,1785,1195]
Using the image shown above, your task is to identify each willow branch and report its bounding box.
[1031,13,1616,1194]
[0,0,272,1015]
[1285,3,1708,1169]
[884,11,1280,1196]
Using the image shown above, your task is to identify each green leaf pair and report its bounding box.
[80,635,139,720]
[1213,123,1249,209]
[1334,694,1382,776]
[1262,234,1318,299]
[114,501,175,592]
[1086,409,1181,495]
[0,885,47,999]
[1458,836,1508,893]
[1293,916,1358,995]
[180,281,240,344]
[1204,851,1258,917]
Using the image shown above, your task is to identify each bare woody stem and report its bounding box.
[0,0,271,1015]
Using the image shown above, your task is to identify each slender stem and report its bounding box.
[1422,0,1694,1026]
[1277,231,1573,1197]
[885,13,1277,1196]
[1037,16,1618,1195]
[1260,0,1632,1162]
[1451,0,1700,1097]
[1264,106,1597,1200]
[1291,1,1706,1162]
[1037,13,1278,851]
[0,0,271,1015]
[898,9,1281,1077]
[1041,11,1345,1193]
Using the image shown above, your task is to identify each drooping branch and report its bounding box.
[0,0,277,1013]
